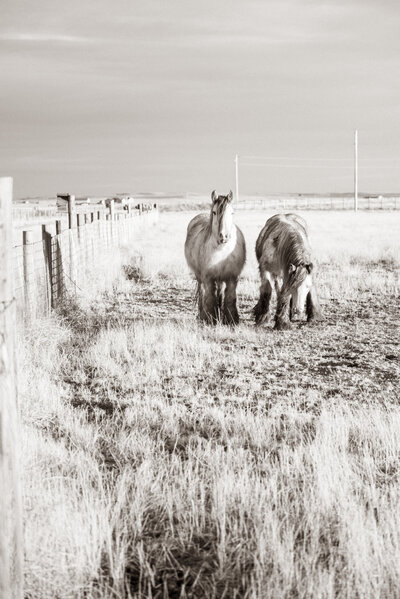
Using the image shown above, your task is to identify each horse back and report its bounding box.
[256,213,311,274]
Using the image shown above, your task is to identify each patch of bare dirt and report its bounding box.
[111,272,400,408]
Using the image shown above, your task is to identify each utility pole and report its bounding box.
[354,129,358,212]
[235,154,239,203]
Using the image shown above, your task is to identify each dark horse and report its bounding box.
[253,213,322,330]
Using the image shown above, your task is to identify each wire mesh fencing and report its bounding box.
[12,205,159,323]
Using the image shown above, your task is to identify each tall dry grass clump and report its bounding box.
[19,211,400,598]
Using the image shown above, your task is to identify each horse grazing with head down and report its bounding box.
[185,190,246,324]
[253,213,322,330]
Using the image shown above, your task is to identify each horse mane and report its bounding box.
[259,214,313,286]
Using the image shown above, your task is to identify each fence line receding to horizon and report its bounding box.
[12,195,159,323]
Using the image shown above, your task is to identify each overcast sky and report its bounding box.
[1,0,400,198]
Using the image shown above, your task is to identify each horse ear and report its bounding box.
[289,264,297,274]
[211,190,217,202]
[227,190,233,202]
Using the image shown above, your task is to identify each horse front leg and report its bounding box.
[223,277,239,325]
[203,279,218,324]
[306,285,323,324]
[216,282,224,322]
[253,270,273,325]
[275,285,292,330]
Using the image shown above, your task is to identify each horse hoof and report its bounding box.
[255,313,269,326]
[274,320,293,331]
[307,314,324,325]
[223,316,239,326]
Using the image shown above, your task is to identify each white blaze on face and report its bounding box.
[212,202,234,244]
[292,273,313,314]
[219,204,233,243]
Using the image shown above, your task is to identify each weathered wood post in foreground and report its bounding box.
[23,230,36,323]
[0,177,23,599]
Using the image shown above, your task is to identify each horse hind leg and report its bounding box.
[253,270,273,325]
[223,277,239,325]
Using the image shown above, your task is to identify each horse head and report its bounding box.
[288,262,314,315]
[210,190,234,244]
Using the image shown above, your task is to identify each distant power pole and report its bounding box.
[235,154,239,203]
[354,129,358,212]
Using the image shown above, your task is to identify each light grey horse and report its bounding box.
[185,190,246,324]
[253,213,322,330]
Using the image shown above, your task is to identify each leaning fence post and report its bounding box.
[23,230,36,323]
[0,176,23,599]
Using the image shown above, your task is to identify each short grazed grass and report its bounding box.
[20,211,400,598]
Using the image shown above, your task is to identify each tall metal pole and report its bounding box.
[354,129,358,212]
[235,154,239,203]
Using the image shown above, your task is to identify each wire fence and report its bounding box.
[12,204,158,323]
[12,205,58,222]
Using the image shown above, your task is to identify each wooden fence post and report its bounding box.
[53,221,63,306]
[77,213,85,243]
[105,214,111,248]
[67,195,76,230]
[108,201,115,247]
[0,176,23,599]
[109,199,115,221]
[23,230,36,323]
[76,214,86,286]
[67,197,77,294]
[42,224,53,311]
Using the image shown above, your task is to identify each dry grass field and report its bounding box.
[20,210,400,598]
